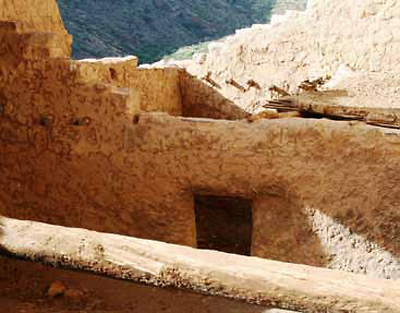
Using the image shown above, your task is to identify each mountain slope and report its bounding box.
[57,0,279,63]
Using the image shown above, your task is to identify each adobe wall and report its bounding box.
[0,55,246,146]
[73,57,183,116]
[73,58,249,118]
[0,0,248,251]
[2,102,400,267]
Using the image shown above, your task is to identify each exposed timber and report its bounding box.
[265,90,400,129]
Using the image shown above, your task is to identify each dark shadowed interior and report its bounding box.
[194,195,253,256]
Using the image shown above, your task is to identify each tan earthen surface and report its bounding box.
[2,106,400,264]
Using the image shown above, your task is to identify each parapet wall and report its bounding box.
[73,57,248,118]
[73,57,182,116]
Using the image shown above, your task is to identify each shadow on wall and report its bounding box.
[180,72,250,120]
[251,192,328,267]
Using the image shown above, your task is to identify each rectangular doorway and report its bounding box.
[194,194,253,256]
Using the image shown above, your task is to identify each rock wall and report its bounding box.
[167,0,400,111]
[0,0,68,32]
[0,0,72,59]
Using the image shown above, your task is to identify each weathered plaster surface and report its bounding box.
[2,106,400,265]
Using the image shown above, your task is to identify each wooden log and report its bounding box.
[226,78,246,92]
[246,79,262,91]
[264,90,400,128]
[202,71,221,89]
[0,216,400,312]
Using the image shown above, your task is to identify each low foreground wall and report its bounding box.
[0,216,399,313]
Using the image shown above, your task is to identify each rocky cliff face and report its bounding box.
[0,0,67,32]
[163,0,400,112]
[0,0,72,59]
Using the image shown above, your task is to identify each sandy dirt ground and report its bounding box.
[0,257,293,313]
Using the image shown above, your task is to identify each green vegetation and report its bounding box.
[57,0,277,63]
[163,40,211,60]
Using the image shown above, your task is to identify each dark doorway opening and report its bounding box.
[194,195,253,256]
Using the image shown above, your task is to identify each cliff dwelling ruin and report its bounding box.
[1,0,400,312]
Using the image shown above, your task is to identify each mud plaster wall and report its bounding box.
[0,33,240,136]
[2,105,400,266]
[74,59,249,119]
[0,0,72,59]
[74,58,183,116]
[0,57,247,251]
